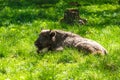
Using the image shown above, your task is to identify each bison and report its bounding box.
[35,29,107,55]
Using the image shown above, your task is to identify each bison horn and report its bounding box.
[49,31,56,37]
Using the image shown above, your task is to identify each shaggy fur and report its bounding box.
[35,30,107,55]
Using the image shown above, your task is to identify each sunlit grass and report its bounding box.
[0,0,120,80]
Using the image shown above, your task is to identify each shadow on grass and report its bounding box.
[0,0,60,26]
[59,5,120,30]
[0,0,60,9]
[86,8,120,27]
[0,0,119,27]
[63,0,119,5]
[0,8,58,26]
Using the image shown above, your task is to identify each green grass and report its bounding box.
[0,0,120,80]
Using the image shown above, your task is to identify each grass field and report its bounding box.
[0,0,120,80]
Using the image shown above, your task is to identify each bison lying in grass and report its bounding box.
[35,29,107,55]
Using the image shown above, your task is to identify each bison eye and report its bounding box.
[42,35,49,39]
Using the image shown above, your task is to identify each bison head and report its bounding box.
[34,30,56,53]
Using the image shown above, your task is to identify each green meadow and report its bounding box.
[0,0,120,80]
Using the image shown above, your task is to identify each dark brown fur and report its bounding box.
[35,30,107,55]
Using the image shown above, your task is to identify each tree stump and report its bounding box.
[60,8,87,25]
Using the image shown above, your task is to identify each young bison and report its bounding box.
[35,30,107,55]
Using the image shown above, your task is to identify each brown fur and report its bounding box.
[35,30,107,55]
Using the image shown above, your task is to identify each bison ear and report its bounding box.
[49,31,56,37]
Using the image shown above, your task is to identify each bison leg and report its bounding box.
[48,46,64,51]
[55,46,64,51]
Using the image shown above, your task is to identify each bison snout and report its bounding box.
[34,41,40,46]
